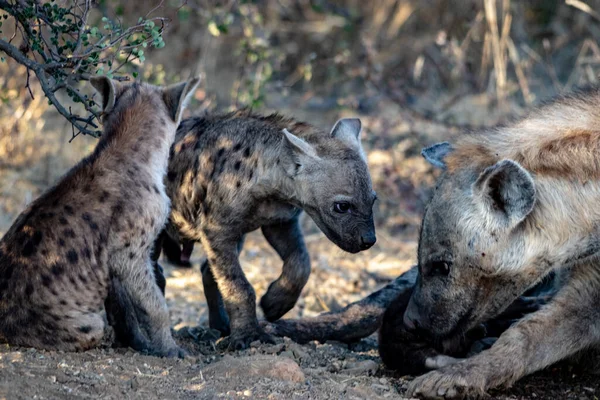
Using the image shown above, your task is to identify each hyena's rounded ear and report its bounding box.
[421,142,453,169]
[162,76,202,124]
[473,159,536,227]
[90,76,122,114]
[331,118,362,148]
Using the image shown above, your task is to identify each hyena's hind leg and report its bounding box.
[259,218,311,322]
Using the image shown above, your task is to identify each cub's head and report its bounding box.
[281,119,376,253]
[404,142,543,338]
[90,75,201,132]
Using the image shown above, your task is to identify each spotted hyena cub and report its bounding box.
[0,75,199,356]
[154,111,377,349]
[401,87,600,398]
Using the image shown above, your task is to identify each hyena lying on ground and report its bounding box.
[153,111,377,350]
[399,87,600,398]
[0,75,199,356]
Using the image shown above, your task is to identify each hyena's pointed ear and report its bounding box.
[421,142,453,169]
[90,76,123,114]
[162,76,201,124]
[473,159,536,227]
[281,128,319,175]
[331,118,362,148]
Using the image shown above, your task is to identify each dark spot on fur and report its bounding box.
[69,276,77,286]
[243,147,251,158]
[60,299,67,306]
[204,204,211,215]
[58,238,66,247]
[233,143,242,152]
[217,148,225,158]
[83,247,92,259]
[22,230,43,257]
[248,170,254,180]
[41,274,52,287]
[129,252,135,259]
[153,185,160,194]
[124,242,131,248]
[78,326,92,334]
[79,274,88,284]
[236,181,241,188]
[51,263,65,276]
[82,213,99,230]
[64,205,74,215]
[167,171,176,182]
[99,191,110,203]
[234,161,241,171]
[67,249,79,264]
[64,229,76,239]
[59,217,68,225]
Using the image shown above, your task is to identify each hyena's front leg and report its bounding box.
[110,257,185,358]
[201,233,274,350]
[259,219,311,321]
[407,273,599,399]
[200,259,230,336]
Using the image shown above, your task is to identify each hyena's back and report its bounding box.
[0,166,112,350]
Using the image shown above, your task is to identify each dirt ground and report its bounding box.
[1,249,600,400]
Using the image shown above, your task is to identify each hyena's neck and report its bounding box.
[516,177,600,277]
[97,112,175,181]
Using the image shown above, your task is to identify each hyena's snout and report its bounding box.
[359,230,376,250]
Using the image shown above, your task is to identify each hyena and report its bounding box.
[0,75,199,356]
[398,87,600,398]
[155,111,377,349]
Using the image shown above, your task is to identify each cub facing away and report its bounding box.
[402,87,600,398]
[156,111,377,349]
[0,76,199,356]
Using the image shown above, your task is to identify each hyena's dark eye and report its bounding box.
[334,202,352,214]
[430,260,451,277]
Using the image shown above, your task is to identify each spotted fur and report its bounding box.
[156,110,377,350]
[0,76,199,356]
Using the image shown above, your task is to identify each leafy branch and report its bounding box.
[0,0,167,138]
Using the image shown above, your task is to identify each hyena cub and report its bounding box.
[0,76,199,356]
[155,111,377,349]
[401,87,600,398]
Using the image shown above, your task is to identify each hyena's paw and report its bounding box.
[217,326,276,351]
[260,283,299,322]
[407,364,487,399]
[151,345,189,359]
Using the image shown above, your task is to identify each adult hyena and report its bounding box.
[0,76,199,356]
[155,111,377,350]
[397,87,600,398]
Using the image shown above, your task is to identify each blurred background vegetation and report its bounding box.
[2,0,600,321]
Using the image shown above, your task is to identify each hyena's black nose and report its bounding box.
[360,232,376,250]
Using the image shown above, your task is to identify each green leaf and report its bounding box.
[132,71,138,78]
[101,16,108,22]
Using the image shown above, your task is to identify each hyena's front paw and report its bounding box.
[217,326,276,351]
[260,282,299,322]
[407,364,487,399]
[150,345,189,359]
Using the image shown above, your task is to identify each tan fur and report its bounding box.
[404,87,600,398]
